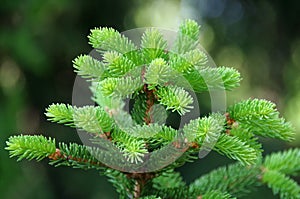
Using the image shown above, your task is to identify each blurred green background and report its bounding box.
[1,0,299,198]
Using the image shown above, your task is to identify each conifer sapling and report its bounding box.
[5,19,300,199]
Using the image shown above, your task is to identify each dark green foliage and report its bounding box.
[264,148,300,175]
[201,190,236,199]
[131,92,148,124]
[104,169,135,199]
[140,196,161,199]
[262,170,300,199]
[189,163,261,197]
[149,126,178,148]
[5,19,300,199]
[152,170,186,190]
[150,186,189,199]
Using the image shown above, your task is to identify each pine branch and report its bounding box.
[262,169,300,199]
[142,135,192,172]
[127,123,163,138]
[131,92,148,124]
[228,126,263,156]
[190,149,300,198]
[218,66,241,90]
[179,67,241,92]
[144,58,174,90]
[141,29,167,63]
[189,163,261,198]
[149,126,178,148]
[111,129,148,164]
[172,19,200,54]
[88,27,136,54]
[168,55,241,92]
[5,135,56,161]
[49,142,107,170]
[155,85,194,115]
[6,19,300,199]
[45,104,114,133]
[264,148,300,176]
[73,106,114,133]
[152,187,189,199]
[175,149,199,168]
[178,19,200,41]
[183,49,208,69]
[140,196,162,199]
[73,54,106,79]
[169,53,195,73]
[228,99,294,141]
[103,169,135,199]
[168,49,208,74]
[200,190,236,199]
[103,51,136,78]
[152,170,186,190]
[183,113,225,143]
[182,113,260,166]
[214,134,258,165]
[91,82,124,109]
[5,135,109,170]
[97,76,143,98]
[45,103,74,126]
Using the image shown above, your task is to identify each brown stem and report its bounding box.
[126,172,156,198]
[98,131,112,141]
[143,84,156,124]
[224,112,239,135]
[225,112,236,126]
[48,148,105,167]
[134,180,141,199]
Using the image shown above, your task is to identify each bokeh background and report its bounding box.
[1,0,300,198]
